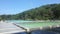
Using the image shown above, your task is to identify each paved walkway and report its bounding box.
[0,22,25,34]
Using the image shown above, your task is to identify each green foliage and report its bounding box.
[0,4,60,20]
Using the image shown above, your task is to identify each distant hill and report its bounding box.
[0,4,60,20]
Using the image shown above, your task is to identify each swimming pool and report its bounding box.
[7,20,60,30]
[7,20,60,34]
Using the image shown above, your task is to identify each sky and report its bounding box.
[0,0,60,15]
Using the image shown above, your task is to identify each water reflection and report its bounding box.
[31,30,59,34]
[13,27,60,34]
[13,30,60,34]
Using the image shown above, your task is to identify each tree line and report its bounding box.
[0,4,60,20]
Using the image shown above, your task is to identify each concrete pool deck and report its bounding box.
[0,22,25,34]
[0,21,60,34]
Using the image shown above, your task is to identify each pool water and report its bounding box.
[16,21,60,28]
[7,20,60,34]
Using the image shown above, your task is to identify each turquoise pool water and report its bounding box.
[6,20,34,23]
[6,20,60,34]
[6,20,60,28]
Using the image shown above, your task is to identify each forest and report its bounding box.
[0,4,60,20]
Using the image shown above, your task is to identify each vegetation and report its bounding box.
[0,4,60,20]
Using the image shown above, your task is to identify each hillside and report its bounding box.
[0,4,60,20]
[16,4,60,20]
